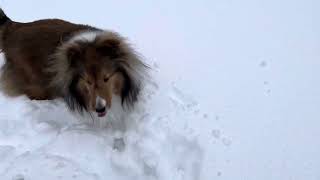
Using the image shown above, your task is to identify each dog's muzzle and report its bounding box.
[95,96,107,117]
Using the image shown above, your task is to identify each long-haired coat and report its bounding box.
[0,9,148,117]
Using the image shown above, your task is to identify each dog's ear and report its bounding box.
[117,68,141,108]
[97,39,122,58]
[66,44,82,67]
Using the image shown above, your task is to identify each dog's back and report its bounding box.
[0,9,10,50]
[0,9,96,99]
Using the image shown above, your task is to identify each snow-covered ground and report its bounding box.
[0,0,320,180]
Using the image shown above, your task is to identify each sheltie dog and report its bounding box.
[0,9,148,117]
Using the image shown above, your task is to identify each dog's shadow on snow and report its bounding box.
[28,94,147,144]
[28,96,142,133]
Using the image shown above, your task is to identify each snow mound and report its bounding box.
[0,58,204,180]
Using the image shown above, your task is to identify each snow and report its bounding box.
[0,0,320,180]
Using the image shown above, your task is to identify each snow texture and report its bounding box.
[0,0,320,180]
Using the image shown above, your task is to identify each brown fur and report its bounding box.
[0,9,148,114]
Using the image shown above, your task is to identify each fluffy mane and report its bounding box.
[47,30,148,112]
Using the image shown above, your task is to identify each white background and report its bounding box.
[0,0,319,180]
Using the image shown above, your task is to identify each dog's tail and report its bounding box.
[0,8,10,50]
[0,9,10,26]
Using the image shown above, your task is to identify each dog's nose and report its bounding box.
[95,96,106,110]
[95,106,106,113]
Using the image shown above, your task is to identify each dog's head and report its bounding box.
[50,31,148,117]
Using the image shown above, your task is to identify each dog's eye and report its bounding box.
[104,77,109,82]
[87,80,92,85]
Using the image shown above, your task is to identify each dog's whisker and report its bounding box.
[88,111,95,124]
